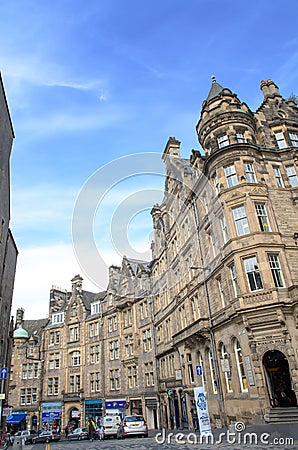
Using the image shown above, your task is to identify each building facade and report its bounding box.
[0,73,18,428]
[8,78,298,431]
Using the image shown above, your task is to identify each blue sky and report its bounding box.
[1,0,298,319]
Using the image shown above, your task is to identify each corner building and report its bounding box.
[8,78,298,430]
[151,78,298,428]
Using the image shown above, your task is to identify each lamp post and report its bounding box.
[191,199,227,428]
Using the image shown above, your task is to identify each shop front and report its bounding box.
[130,399,143,415]
[105,399,126,419]
[6,412,27,432]
[84,400,103,427]
[145,398,158,429]
[42,402,62,431]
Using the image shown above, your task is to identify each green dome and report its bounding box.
[13,324,29,339]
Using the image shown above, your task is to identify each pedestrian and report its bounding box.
[98,426,104,440]
[88,418,96,442]
[64,426,69,438]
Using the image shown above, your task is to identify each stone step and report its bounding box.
[264,407,298,423]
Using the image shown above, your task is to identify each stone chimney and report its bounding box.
[260,79,281,99]
[15,307,24,326]
[162,137,181,161]
[71,274,83,295]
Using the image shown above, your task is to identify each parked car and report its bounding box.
[117,415,148,439]
[32,431,61,444]
[10,430,37,445]
[67,428,89,441]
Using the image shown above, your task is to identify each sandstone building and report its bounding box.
[0,73,18,428]
[8,78,298,431]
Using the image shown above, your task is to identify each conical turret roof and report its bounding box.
[206,76,224,101]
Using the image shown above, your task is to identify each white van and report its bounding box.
[102,414,121,438]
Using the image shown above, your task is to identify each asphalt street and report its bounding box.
[22,428,298,450]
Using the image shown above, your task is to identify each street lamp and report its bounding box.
[191,200,227,429]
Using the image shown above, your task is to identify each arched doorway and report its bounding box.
[263,350,297,407]
[68,408,80,430]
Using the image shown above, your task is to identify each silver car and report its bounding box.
[10,430,37,445]
[67,427,89,441]
[117,415,148,439]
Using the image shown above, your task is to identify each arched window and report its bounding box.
[234,339,248,392]
[208,349,217,394]
[219,343,233,393]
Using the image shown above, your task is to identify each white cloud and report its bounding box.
[12,243,121,321]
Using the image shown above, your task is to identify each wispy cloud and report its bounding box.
[16,108,130,135]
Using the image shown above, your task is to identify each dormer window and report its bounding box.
[274,132,287,149]
[217,134,229,149]
[91,301,101,315]
[52,312,64,324]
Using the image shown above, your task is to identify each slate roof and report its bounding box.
[206,76,224,102]
[125,257,151,274]
[23,318,49,337]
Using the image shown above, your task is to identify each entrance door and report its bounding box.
[263,350,297,407]
[69,408,80,429]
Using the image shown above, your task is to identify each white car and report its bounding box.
[102,415,121,438]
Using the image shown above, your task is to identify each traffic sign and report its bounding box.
[195,365,203,376]
[0,368,8,379]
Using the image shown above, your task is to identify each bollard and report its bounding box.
[12,438,22,450]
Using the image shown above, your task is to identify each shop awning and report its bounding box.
[6,413,26,424]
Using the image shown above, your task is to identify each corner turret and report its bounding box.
[196,77,256,156]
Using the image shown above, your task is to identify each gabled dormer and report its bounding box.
[254,79,298,150]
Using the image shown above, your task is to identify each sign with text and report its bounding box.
[194,386,212,436]
[244,355,255,386]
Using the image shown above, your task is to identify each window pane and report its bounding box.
[255,203,271,232]
[218,135,229,148]
[233,206,250,236]
[268,254,284,288]
[275,132,287,149]
[289,132,298,147]
[286,166,298,187]
[273,167,284,188]
[244,256,263,291]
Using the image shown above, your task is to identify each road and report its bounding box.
[24,433,298,449]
